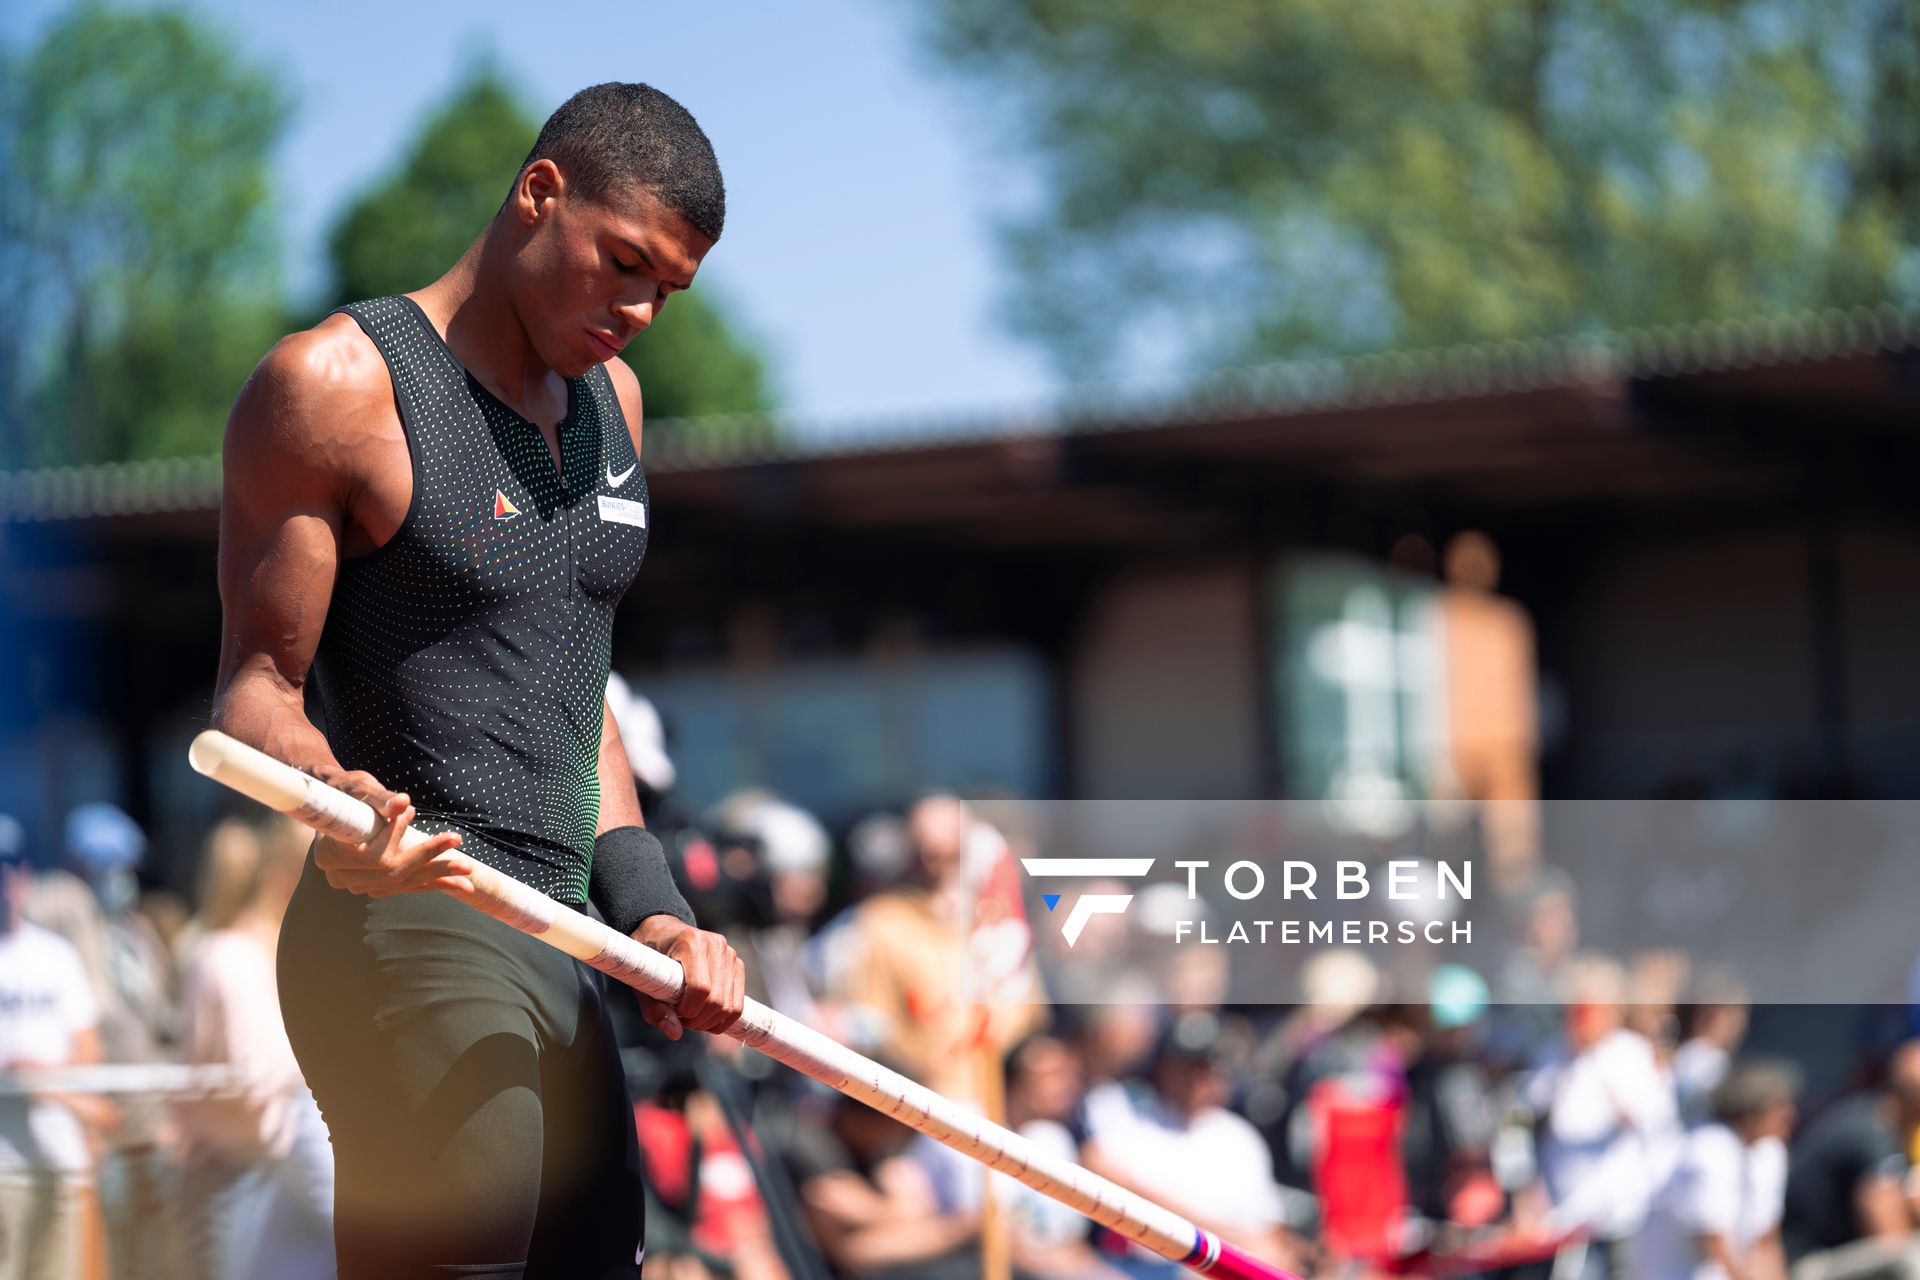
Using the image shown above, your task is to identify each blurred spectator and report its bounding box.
[1675,979,1753,1129]
[998,1036,1124,1279]
[1071,997,1161,1094]
[807,813,912,1020]
[1528,954,1680,1274]
[1490,869,1580,1067]
[751,801,831,927]
[720,791,833,1025]
[0,814,113,1280]
[608,672,679,801]
[27,804,178,1280]
[633,1039,790,1280]
[910,1034,1126,1280]
[174,816,333,1280]
[1291,951,1401,1093]
[1433,529,1540,894]
[786,1083,978,1280]
[134,890,192,974]
[1629,950,1693,1062]
[1082,1011,1304,1279]
[838,795,1043,1101]
[1297,1014,1417,1266]
[1782,1039,1920,1278]
[843,814,912,901]
[1245,947,1384,1190]
[1265,979,1446,1264]
[25,805,177,1066]
[1635,1058,1798,1280]
[172,819,265,968]
[1404,965,1501,1224]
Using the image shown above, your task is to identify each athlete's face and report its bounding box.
[512,161,714,376]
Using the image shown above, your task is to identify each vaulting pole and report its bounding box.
[189,730,1297,1280]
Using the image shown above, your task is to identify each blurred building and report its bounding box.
[2,309,1916,876]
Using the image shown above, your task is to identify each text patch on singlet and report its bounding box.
[597,495,648,528]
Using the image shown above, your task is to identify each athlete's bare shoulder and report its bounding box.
[602,354,645,459]
[227,314,391,473]
[224,313,414,557]
[272,312,386,395]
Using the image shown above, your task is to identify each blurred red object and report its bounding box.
[1444,1170,1505,1229]
[1309,1078,1408,1264]
[634,1100,768,1259]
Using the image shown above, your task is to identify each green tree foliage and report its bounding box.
[325,67,536,308]
[915,0,1919,380]
[326,65,775,425]
[621,281,776,423]
[2,5,289,467]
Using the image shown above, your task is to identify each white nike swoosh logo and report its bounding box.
[607,460,637,488]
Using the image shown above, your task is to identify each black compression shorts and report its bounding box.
[278,850,646,1278]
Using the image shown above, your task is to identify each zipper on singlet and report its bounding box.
[562,398,579,601]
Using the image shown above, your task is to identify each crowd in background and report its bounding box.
[1,683,1917,1280]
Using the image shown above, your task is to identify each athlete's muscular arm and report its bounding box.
[596,357,744,1036]
[596,696,646,835]
[212,319,472,898]
[594,359,655,845]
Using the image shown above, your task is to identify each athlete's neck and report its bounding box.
[411,234,566,423]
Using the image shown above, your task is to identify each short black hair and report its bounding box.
[518,83,725,240]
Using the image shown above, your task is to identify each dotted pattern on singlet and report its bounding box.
[309,296,649,903]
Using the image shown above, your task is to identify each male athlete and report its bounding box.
[210,83,746,1277]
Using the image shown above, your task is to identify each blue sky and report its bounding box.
[2,0,1058,427]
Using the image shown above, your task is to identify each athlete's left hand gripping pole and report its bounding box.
[188,730,1298,1280]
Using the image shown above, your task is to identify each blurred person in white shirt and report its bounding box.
[912,1034,1129,1280]
[1637,1058,1797,1280]
[26,804,179,1277]
[1083,1011,1305,1279]
[0,815,115,1280]
[1530,955,1682,1275]
[175,816,332,1280]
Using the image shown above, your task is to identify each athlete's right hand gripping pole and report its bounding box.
[188,730,1295,1280]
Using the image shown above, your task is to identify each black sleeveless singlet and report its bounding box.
[311,295,650,904]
